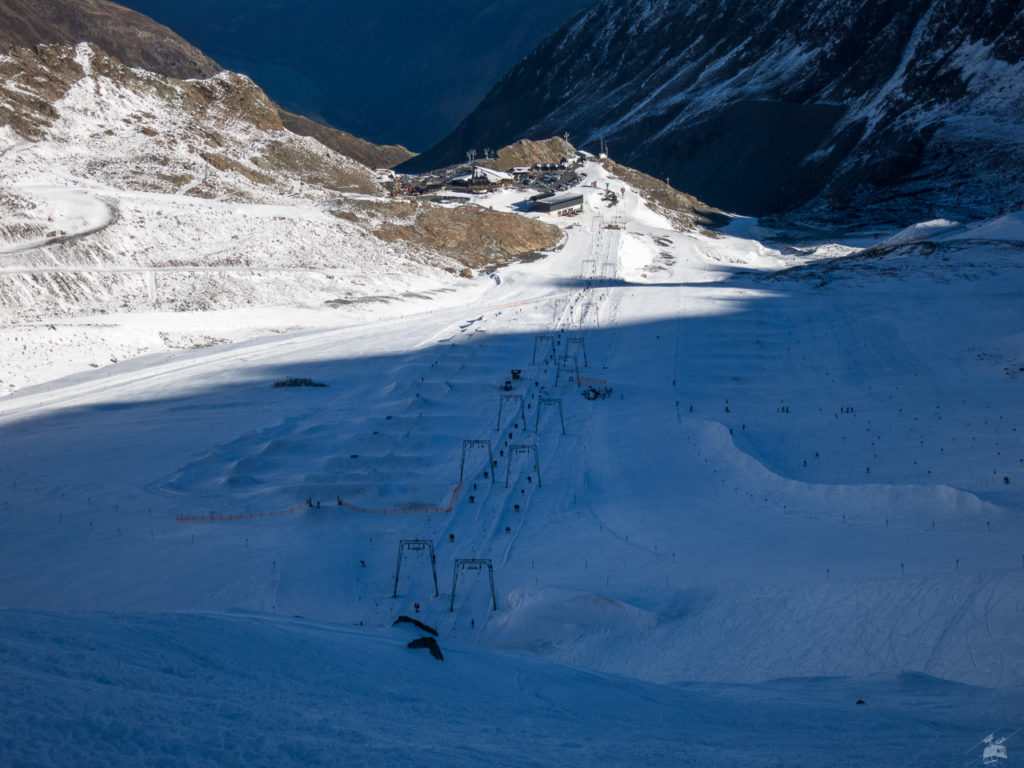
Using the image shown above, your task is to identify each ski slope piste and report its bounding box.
[1,160,1022,766]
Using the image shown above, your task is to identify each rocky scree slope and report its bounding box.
[405,0,1024,224]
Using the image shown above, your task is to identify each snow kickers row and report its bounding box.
[175,483,463,523]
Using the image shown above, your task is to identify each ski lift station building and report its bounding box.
[533,192,584,215]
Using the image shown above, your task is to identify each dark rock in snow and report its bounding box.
[407,636,444,661]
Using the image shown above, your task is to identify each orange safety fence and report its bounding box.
[337,483,463,515]
[577,376,607,387]
[177,501,311,523]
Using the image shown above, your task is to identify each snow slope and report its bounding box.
[2,161,1023,763]
[1,610,1016,767]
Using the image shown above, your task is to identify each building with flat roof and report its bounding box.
[533,193,584,215]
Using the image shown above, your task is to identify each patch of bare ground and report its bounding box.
[278,110,415,170]
[158,331,228,349]
[257,140,378,194]
[366,201,562,273]
[602,158,729,233]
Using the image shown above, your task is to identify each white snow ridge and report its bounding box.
[1,49,1023,768]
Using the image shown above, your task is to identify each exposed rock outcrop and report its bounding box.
[407,636,444,661]
[601,159,729,232]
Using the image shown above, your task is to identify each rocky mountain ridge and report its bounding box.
[0,0,415,169]
[0,0,219,79]
[0,43,378,196]
[404,0,1024,224]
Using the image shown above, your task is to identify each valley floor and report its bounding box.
[1,161,1023,765]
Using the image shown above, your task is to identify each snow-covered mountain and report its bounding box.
[404,0,1024,223]
[0,0,417,170]
[0,43,559,391]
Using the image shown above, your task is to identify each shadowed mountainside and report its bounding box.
[116,0,598,150]
[403,0,1024,224]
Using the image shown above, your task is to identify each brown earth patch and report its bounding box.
[256,140,378,195]
[0,45,84,138]
[371,202,562,272]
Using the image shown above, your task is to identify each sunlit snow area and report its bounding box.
[0,43,476,396]
[2,136,1023,764]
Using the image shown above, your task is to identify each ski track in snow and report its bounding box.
[0,189,119,255]
[1,160,1023,764]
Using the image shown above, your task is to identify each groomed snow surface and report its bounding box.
[2,162,1023,765]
